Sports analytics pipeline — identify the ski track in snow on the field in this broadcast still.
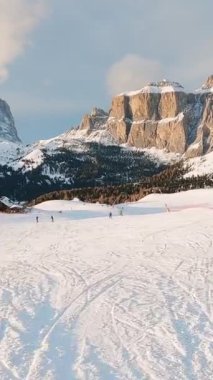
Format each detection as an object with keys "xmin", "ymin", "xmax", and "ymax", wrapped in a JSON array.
[{"xmin": 1, "ymin": 194, "xmax": 213, "ymax": 379}]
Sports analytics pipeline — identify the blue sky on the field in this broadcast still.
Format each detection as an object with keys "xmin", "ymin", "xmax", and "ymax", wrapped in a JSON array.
[{"xmin": 0, "ymin": 0, "xmax": 212, "ymax": 142}]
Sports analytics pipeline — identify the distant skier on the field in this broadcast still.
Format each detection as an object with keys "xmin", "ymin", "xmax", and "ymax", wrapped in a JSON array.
[
  {"xmin": 36, "ymin": 216, "xmax": 39, "ymax": 223},
  {"xmin": 109, "ymin": 212, "xmax": 112, "ymax": 218},
  {"xmin": 51, "ymin": 215, "xmax": 54, "ymax": 222},
  {"xmin": 119, "ymin": 208, "xmax": 123, "ymax": 216}
]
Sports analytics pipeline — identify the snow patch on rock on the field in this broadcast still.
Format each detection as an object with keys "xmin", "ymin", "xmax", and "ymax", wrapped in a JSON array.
[{"xmin": 119, "ymin": 80, "xmax": 185, "ymax": 97}]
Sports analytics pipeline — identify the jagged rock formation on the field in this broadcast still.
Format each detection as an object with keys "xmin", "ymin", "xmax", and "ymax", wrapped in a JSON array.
[
  {"xmin": 0, "ymin": 99, "xmax": 21, "ymax": 143},
  {"xmin": 0, "ymin": 76, "xmax": 213, "ymax": 201},
  {"xmin": 72, "ymin": 77, "xmax": 213, "ymax": 156},
  {"xmin": 79, "ymin": 108, "xmax": 108, "ymax": 133},
  {"xmin": 202, "ymin": 75, "xmax": 213, "ymax": 90}
]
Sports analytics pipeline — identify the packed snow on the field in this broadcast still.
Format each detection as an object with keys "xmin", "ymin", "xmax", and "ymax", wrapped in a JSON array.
[{"xmin": 1, "ymin": 189, "xmax": 213, "ymax": 379}]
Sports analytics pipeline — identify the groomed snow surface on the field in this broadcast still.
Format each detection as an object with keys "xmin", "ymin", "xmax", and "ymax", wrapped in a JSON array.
[{"xmin": 1, "ymin": 189, "xmax": 213, "ymax": 380}]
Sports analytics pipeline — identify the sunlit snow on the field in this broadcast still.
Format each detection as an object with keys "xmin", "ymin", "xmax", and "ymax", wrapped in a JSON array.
[{"xmin": 0, "ymin": 189, "xmax": 213, "ymax": 379}]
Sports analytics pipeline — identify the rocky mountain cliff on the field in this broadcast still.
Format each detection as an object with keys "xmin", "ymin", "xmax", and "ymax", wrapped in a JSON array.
[
  {"xmin": 0, "ymin": 76, "xmax": 213, "ymax": 201},
  {"xmin": 0, "ymin": 99, "xmax": 21, "ymax": 143},
  {"xmin": 74, "ymin": 76, "xmax": 213, "ymax": 157}
]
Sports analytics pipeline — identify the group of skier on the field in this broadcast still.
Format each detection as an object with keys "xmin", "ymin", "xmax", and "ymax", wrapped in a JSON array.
[
  {"xmin": 36, "ymin": 208, "xmax": 124, "ymax": 222},
  {"xmin": 109, "ymin": 207, "xmax": 123, "ymax": 218},
  {"xmin": 36, "ymin": 215, "xmax": 54, "ymax": 223}
]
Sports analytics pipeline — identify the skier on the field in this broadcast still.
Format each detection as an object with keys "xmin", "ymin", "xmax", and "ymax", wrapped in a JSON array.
[
  {"xmin": 109, "ymin": 212, "xmax": 112, "ymax": 218},
  {"xmin": 36, "ymin": 216, "xmax": 39, "ymax": 223},
  {"xmin": 119, "ymin": 208, "xmax": 123, "ymax": 216},
  {"xmin": 51, "ymin": 215, "xmax": 54, "ymax": 222}
]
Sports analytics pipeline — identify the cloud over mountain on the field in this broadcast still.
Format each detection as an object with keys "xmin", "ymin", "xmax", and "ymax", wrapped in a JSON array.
[
  {"xmin": 0, "ymin": 0, "xmax": 47, "ymax": 82},
  {"xmin": 107, "ymin": 55, "xmax": 164, "ymax": 95}
]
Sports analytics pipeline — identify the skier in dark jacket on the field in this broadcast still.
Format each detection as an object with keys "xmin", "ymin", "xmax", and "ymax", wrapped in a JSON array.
[
  {"xmin": 51, "ymin": 215, "xmax": 54, "ymax": 222},
  {"xmin": 36, "ymin": 216, "xmax": 39, "ymax": 223}
]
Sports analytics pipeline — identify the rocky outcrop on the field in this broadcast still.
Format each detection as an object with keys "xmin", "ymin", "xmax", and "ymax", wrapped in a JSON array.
[
  {"xmin": 158, "ymin": 91, "xmax": 187, "ymax": 119},
  {"xmin": 68, "ymin": 77, "xmax": 213, "ymax": 156},
  {"xmin": 110, "ymin": 81, "xmax": 186, "ymax": 120},
  {"xmin": 183, "ymin": 77, "xmax": 213, "ymax": 157},
  {"xmin": 202, "ymin": 75, "xmax": 213, "ymax": 90},
  {"xmin": 129, "ymin": 92, "xmax": 160, "ymax": 120},
  {"xmin": 128, "ymin": 121, "xmax": 157, "ymax": 148},
  {"xmin": 110, "ymin": 95, "xmax": 131, "ymax": 120},
  {"xmin": 107, "ymin": 118, "xmax": 131, "ymax": 144},
  {"xmin": 52, "ymin": 74, "xmax": 213, "ymax": 157},
  {"xmin": 79, "ymin": 108, "xmax": 108, "ymax": 134},
  {"xmin": 0, "ymin": 99, "xmax": 21, "ymax": 143},
  {"xmin": 107, "ymin": 78, "xmax": 212, "ymax": 155},
  {"xmin": 199, "ymin": 94, "xmax": 213, "ymax": 153},
  {"xmin": 105, "ymin": 81, "xmax": 191, "ymax": 153},
  {"xmin": 1, "ymin": 76, "xmax": 213, "ymax": 201},
  {"xmin": 156, "ymin": 114, "xmax": 187, "ymax": 154},
  {"xmin": 128, "ymin": 113, "xmax": 187, "ymax": 154}
]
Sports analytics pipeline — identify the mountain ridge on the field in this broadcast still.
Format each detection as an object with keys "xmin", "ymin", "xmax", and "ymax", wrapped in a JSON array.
[{"xmin": 0, "ymin": 75, "xmax": 213, "ymax": 201}]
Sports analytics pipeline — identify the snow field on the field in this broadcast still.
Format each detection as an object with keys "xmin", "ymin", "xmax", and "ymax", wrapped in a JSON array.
[{"xmin": 0, "ymin": 190, "xmax": 213, "ymax": 379}]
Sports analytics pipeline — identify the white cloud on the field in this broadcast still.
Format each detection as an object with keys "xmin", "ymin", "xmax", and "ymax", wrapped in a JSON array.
[
  {"xmin": 106, "ymin": 54, "xmax": 164, "ymax": 95},
  {"xmin": 0, "ymin": 0, "xmax": 48, "ymax": 82}
]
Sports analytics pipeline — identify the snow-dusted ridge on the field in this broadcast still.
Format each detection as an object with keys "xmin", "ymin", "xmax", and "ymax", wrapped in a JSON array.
[
  {"xmin": 0, "ymin": 140, "xmax": 25, "ymax": 166},
  {"xmin": 194, "ymin": 86, "xmax": 213, "ymax": 94},
  {"xmin": 119, "ymin": 80, "xmax": 185, "ymax": 97},
  {"xmin": 13, "ymin": 148, "xmax": 45, "ymax": 172},
  {"xmin": 195, "ymin": 75, "xmax": 213, "ymax": 94},
  {"xmin": 0, "ymin": 75, "xmax": 213, "ymax": 183}
]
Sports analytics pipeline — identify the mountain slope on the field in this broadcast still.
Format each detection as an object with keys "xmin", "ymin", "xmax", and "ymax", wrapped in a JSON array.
[{"xmin": 0, "ymin": 76, "xmax": 213, "ymax": 201}]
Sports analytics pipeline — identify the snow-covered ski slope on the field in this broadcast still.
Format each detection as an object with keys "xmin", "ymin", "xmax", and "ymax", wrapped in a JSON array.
[{"xmin": 1, "ymin": 189, "xmax": 213, "ymax": 380}]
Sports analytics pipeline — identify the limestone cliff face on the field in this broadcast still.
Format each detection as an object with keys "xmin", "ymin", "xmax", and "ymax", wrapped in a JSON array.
[
  {"xmin": 128, "ymin": 121, "xmax": 157, "ymax": 148},
  {"xmin": 110, "ymin": 81, "xmax": 186, "ymax": 121},
  {"xmin": 110, "ymin": 95, "xmax": 131, "ymax": 120},
  {"xmin": 74, "ymin": 77, "xmax": 213, "ymax": 156},
  {"xmin": 156, "ymin": 115, "xmax": 187, "ymax": 154},
  {"xmin": 199, "ymin": 94, "xmax": 213, "ymax": 153},
  {"xmin": 201, "ymin": 76, "xmax": 213, "ymax": 153},
  {"xmin": 129, "ymin": 92, "xmax": 160, "ymax": 120},
  {"xmin": 107, "ymin": 81, "xmax": 189, "ymax": 153},
  {"xmin": 158, "ymin": 91, "xmax": 187, "ymax": 119},
  {"xmin": 107, "ymin": 78, "xmax": 213, "ymax": 155},
  {"xmin": 128, "ymin": 114, "xmax": 187, "ymax": 154},
  {"xmin": 107, "ymin": 118, "xmax": 131, "ymax": 144}
]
